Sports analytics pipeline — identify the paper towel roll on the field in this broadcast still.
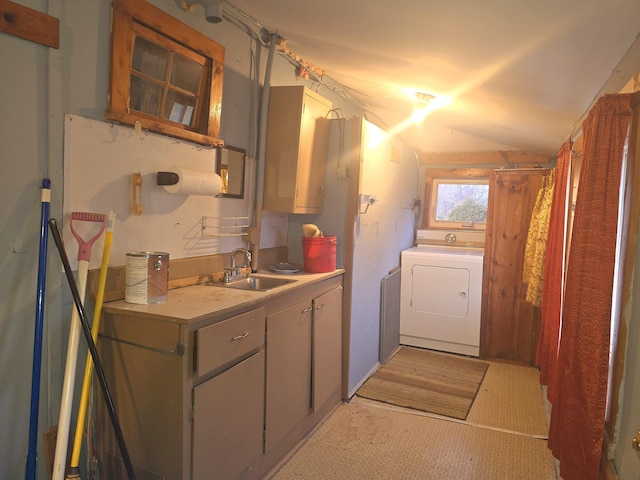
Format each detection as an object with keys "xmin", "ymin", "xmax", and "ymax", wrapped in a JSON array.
[{"xmin": 161, "ymin": 168, "xmax": 222, "ymax": 196}]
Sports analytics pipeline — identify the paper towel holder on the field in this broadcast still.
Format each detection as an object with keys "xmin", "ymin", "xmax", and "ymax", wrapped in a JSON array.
[{"xmin": 157, "ymin": 171, "xmax": 180, "ymax": 186}]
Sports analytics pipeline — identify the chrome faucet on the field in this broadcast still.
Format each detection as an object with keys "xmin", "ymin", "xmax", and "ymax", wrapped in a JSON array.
[{"xmin": 225, "ymin": 248, "xmax": 252, "ymax": 282}]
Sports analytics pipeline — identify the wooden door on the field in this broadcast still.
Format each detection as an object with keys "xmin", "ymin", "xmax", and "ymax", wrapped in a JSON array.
[{"xmin": 481, "ymin": 169, "xmax": 545, "ymax": 365}]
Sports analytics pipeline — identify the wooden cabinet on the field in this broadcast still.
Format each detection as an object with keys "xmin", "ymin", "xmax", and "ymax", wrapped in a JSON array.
[
  {"xmin": 265, "ymin": 298, "xmax": 313, "ymax": 451},
  {"xmin": 481, "ymin": 169, "xmax": 547, "ymax": 365},
  {"xmin": 312, "ymin": 286, "xmax": 343, "ymax": 410},
  {"xmin": 192, "ymin": 308, "xmax": 266, "ymax": 479},
  {"xmin": 192, "ymin": 351, "xmax": 264, "ymax": 480},
  {"xmin": 263, "ymin": 86, "xmax": 332, "ymax": 213},
  {"xmin": 265, "ymin": 285, "xmax": 343, "ymax": 452},
  {"xmin": 97, "ymin": 274, "xmax": 343, "ymax": 480}
]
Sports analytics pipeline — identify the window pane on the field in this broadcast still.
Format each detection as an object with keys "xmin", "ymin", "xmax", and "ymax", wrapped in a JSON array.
[
  {"xmin": 171, "ymin": 53, "xmax": 203, "ymax": 93},
  {"xmin": 130, "ymin": 75, "xmax": 163, "ymax": 116},
  {"xmin": 132, "ymin": 36, "xmax": 169, "ymax": 81},
  {"xmin": 435, "ymin": 182, "xmax": 488, "ymax": 223},
  {"xmin": 164, "ymin": 90, "xmax": 196, "ymax": 126}
]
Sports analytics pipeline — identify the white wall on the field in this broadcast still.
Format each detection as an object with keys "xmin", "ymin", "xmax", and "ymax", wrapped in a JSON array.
[{"xmin": 287, "ymin": 118, "xmax": 420, "ymax": 394}]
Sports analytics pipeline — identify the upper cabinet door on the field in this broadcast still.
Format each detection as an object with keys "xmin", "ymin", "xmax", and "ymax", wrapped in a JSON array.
[{"xmin": 263, "ymin": 86, "xmax": 332, "ymax": 214}]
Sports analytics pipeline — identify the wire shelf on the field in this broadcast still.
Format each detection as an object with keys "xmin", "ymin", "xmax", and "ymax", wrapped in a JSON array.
[{"xmin": 201, "ymin": 215, "xmax": 250, "ymax": 238}]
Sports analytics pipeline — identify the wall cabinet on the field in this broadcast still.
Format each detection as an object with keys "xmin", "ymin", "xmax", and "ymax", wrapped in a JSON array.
[
  {"xmin": 263, "ymin": 85, "xmax": 332, "ymax": 214},
  {"xmin": 481, "ymin": 169, "xmax": 547, "ymax": 365},
  {"xmin": 97, "ymin": 275, "xmax": 343, "ymax": 480}
]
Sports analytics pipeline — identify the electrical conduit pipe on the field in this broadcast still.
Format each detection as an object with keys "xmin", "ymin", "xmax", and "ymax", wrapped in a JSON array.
[{"xmin": 250, "ymin": 32, "xmax": 279, "ymax": 272}]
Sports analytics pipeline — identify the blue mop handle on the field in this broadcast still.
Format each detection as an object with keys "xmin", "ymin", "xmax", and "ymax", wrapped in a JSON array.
[{"xmin": 26, "ymin": 179, "xmax": 51, "ymax": 480}]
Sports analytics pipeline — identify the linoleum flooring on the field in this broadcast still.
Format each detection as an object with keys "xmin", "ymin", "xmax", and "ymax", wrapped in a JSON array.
[{"xmin": 270, "ymin": 353, "xmax": 556, "ymax": 480}]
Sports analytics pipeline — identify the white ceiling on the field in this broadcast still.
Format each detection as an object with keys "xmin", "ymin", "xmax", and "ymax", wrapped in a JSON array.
[{"xmin": 226, "ymin": 0, "xmax": 640, "ymax": 156}]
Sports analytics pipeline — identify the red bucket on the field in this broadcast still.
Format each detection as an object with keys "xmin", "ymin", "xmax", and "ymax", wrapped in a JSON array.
[{"xmin": 302, "ymin": 236, "xmax": 337, "ymax": 273}]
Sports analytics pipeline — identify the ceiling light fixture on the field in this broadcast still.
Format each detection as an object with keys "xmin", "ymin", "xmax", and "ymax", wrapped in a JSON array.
[{"xmin": 415, "ymin": 92, "xmax": 435, "ymax": 105}]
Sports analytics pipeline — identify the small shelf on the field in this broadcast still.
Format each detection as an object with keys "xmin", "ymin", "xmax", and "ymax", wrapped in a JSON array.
[{"xmin": 201, "ymin": 216, "xmax": 249, "ymax": 238}]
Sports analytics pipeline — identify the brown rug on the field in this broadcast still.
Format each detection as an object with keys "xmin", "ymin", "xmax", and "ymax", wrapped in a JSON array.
[{"xmin": 356, "ymin": 347, "xmax": 488, "ymax": 420}]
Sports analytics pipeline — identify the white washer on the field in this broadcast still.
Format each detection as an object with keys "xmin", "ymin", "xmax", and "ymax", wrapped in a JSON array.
[{"xmin": 400, "ymin": 245, "xmax": 484, "ymax": 357}]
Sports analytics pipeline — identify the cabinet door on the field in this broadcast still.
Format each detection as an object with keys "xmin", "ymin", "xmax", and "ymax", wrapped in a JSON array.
[
  {"xmin": 294, "ymin": 92, "xmax": 330, "ymax": 212},
  {"xmin": 265, "ymin": 299, "xmax": 313, "ymax": 452},
  {"xmin": 263, "ymin": 86, "xmax": 331, "ymax": 214},
  {"xmin": 313, "ymin": 286, "xmax": 343, "ymax": 411},
  {"xmin": 481, "ymin": 170, "xmax": 544, "ymax": 365},
  {"xmin": 192, "ymin": 350, "xmax": 265, "ymax": 480}
]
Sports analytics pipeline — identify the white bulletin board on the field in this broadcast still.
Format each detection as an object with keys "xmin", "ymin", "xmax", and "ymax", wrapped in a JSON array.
[{"xmin": 62, "ymin": 114, "xmax": 253, "ymax": 269}]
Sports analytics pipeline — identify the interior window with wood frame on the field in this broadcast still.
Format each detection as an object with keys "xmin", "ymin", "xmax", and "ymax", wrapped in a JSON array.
[
  {"xmin": 107, "ymin": 0, "xmax": 225, "ymax": 146},
  {"xmin": 423, "ymin": 173, "xmax": 490, "ymax": 230}
]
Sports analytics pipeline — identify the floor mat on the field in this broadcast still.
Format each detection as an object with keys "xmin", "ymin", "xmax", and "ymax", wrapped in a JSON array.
[{"xmin": 356, "ymin": 346, "xmax": 488, "ymax": 420}]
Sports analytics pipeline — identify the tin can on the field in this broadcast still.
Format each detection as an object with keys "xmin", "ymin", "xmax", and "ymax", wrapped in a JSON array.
[{"xmin": 125, "ymin": 252, "xmax": 169, "ymax": 304}]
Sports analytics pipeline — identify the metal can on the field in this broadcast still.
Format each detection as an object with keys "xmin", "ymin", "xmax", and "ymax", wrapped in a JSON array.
[{"xmin": 125, "ymin": 252, "xmax": 169, "ymax": 304}]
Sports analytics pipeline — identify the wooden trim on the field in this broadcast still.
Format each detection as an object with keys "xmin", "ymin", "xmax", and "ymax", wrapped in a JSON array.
[
  {"xmin": 115, "ymin": 0, "xmax": 224, "ymax": 59},
  {"xmin": 421, "ymin": 168, "xmax": 494, "ymax": 229},
  {"xmin": 104, "ymin": 110, "xmax": 224, "ymax": 146},
  {"xmin": 0, "ymin": 0, "xmax": 59, "ymax": 48},
  {"xmin": 420, "ymin": 150, "xmax": 551, "ymax": 166},
  {"xmin": 107, "ymin": 0, "xmax": 224, "ymax": 145}
]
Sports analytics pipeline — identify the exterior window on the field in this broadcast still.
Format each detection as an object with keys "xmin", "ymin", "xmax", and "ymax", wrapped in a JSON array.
[
  {"xmin": 106, "ymin": 0, "xmax": 224, "ymax": 146},
  {"xmin": 427, "ymin": 178, "xmax": 489, "ymax": 229}
]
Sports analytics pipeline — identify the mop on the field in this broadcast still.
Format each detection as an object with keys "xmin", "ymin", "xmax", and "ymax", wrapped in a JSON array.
[
  {"xmin": 66, "ymin": 211, "xmax": 115, "ymax": 480},
  {"xmin": 49, "ymin": 218, "xmax": 135, "ymax": 480},
  {"xmin": 26, "ymin": 179, "xmax": 51, "ymax": 480},
  {"xmin": 51, "ymin": 213, "xmax": 105, "ymax": 480}
]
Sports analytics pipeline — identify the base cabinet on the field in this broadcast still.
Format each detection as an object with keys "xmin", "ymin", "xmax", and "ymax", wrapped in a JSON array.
[
  {"xmin": 265, "ymin": 299, "xmax": 313, "ymax": 451},
  {"xmin": 265, "ymin": 285, "xmax": 343, "ymax": 453},
  {"xmin": 192, "ymin": 350, "xmax": 265, "ymax": 480},
  {"xmin": 97, "ymin": 275, "xmax": 343, "ymax": 480},
  {"xmin": 312, "ymin": 287, "xmax": 343, "ymax": 410}
]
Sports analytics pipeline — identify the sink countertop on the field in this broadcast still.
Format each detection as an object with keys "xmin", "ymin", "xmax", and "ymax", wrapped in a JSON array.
[{"xmin": 102, "ymin": 269, "xmax": 344, "ymax": 325}]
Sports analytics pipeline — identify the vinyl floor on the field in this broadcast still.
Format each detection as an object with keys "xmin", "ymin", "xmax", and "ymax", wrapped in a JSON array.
[{"xmin": 270, "ymin": 352, "xmax": 556, "ymax": 480}]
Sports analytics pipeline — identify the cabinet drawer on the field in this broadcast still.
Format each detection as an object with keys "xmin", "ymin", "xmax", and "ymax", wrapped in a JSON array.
[{"xmin": 196, "ymin": 307, "xmax": 265, "ymax": 376}]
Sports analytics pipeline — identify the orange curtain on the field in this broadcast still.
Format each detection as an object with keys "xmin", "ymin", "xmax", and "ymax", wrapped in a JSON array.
[
  {"xmin": 548, "ymin": 94, "xmax": 632, "ymax": 480},
  {"xmin": 536, "ymin": 141, "xmax": 570, "ymax": 400}
]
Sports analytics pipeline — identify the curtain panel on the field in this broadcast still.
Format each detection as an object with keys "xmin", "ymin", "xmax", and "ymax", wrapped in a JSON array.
[
  {"xmin": 522, "ymin": 171, "xmax": 555, "ymax": 306},
  {"xmin": 537, "ymin": 141, "xmax": 570, "ymax": 400},
  {"xmin": 547, "ymin": 93, "xmax": 632, "ymax": 480}
]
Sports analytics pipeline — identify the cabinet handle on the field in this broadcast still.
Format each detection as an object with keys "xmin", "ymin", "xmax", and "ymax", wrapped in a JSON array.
[
  {"xmin": 316, "ymin": 303, "xmax": 325, "ymax": 311},
  {"xmin": 231, "ymin": 332, "xmax": 250, "ymax": 341},
  {"xmin": 302, "ymin": 306, "xmax": 313, "ymax": 314}
]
